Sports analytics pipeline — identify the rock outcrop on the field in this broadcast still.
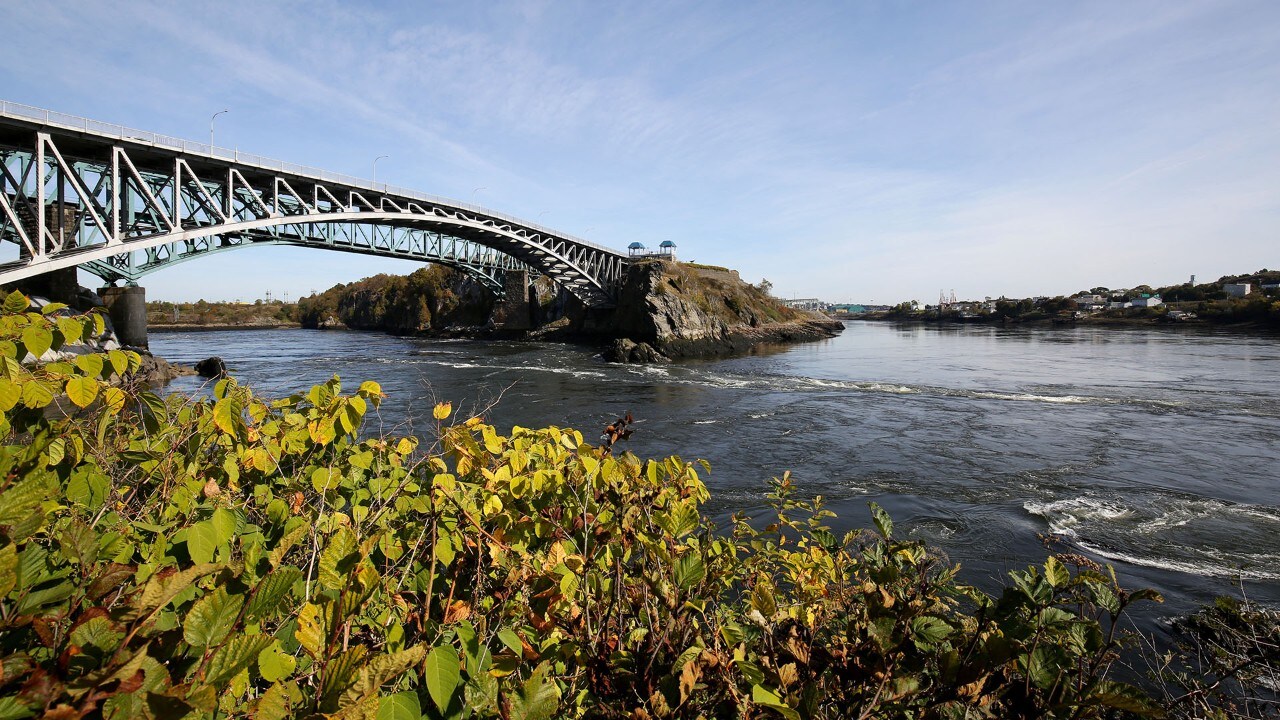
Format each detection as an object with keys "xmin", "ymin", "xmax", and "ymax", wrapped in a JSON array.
[
  {"xmin": 578, "ymin": 260, "xmax": 844, "ymax": 362},
  {"xmin": 195, "ymin": 356, "xmax": 229, "ymax": 379}
]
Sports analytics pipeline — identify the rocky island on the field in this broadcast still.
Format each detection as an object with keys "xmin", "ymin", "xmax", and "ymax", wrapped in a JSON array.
[{"xmin": 297, "ymin": 260, "xmax": 844, "ymax": 361}]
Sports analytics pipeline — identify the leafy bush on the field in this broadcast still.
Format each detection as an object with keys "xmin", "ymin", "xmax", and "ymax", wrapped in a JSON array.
[{"xmin": 0, "ymin": 291, "xmax": 1168, "ymax": 718}]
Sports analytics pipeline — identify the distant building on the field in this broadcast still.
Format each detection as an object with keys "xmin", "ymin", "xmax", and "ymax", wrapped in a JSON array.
[
  {"xmin": 1131, "ymin": 295, "xmax": 1163, "ymax": 308},
  {"xmin": 1224, "ymin": 282, "xmax": 1252, "ymax": 298},
  {"xmin": 783, "ymin": 298, "xmax": 826, "ymax": 311},
  {"xmin": 1108, "ymin": 300, "xmax": 1131, "ymax": 309},
  {"xmin": 628, "ymin": 240, "xmax": 679, "ymax": 260}
]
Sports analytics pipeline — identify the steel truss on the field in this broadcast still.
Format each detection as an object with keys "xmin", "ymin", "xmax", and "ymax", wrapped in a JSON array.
[{"xmin": 0, "ymin": 102, "xmax": 629, "ymax": 305}]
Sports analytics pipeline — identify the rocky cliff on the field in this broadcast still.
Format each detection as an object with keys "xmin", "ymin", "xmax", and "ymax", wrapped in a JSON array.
[
  {"xmin": 574, "ymin": 260, "xmax": 844, "ymax": 362},
  {"xmin": 297, "ymin": 266, "xmax": 492, "ymax": 333}
]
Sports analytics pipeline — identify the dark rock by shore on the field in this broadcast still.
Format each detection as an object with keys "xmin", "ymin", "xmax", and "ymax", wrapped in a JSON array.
[{"xmin": 135, "ymin": 351, "xmax": 198, "ymax": 386}]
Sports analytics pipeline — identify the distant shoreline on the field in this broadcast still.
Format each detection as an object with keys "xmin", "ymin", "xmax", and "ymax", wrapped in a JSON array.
[
  {"xmin": 847, "ymin": 314, "xmax": 1275, "ymax": 333},
  {"xmin": 149, "ymin": 323, "xmax": 302, "ymax": 333}
]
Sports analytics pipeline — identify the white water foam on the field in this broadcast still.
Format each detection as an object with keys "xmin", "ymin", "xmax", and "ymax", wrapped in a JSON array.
[{"xmin": 1025, "ymin": 495, "xmax": 1280, "ymax": 580}]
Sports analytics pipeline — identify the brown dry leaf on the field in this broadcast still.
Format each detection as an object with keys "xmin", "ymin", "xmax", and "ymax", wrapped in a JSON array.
[
  {"xmin": 443, "ymin": 600, "xmax": 471, "ymax": 624},
  {"xmin": 777, "ymin": 662, "xmax": 799, "ymax": 689},
  {"xmin": 678, "ymin": 660, "xmax": 701, "ymax": 703},
  {"xmin": 202, "ymin": 478, "xmax": 221, "ymax": 498}
]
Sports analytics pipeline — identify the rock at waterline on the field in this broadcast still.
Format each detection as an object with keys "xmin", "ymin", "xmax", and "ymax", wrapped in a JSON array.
[
  {"xmin": 603, "ymin": 338, "xmax": 668, "ymax": 364},
  {"xmin": 195, "ymin": 356, "xmax": 229, "ymax": 378}
]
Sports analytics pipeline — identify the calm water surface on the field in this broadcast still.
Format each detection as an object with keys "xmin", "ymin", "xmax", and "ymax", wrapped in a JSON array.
[{"xmin": 152, "ymin": 321, "xmax": 1280, "ymax": 628}]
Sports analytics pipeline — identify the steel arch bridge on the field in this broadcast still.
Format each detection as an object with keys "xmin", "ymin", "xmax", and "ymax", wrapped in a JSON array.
[{"xmin": 0, "ymin": 101, "xmax": 630, "ymax": 305}]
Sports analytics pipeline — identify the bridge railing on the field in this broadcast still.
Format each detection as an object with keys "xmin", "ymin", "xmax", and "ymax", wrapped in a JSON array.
[{"xmin": 0, "ymin": 99, "xmax": 624, "ymax": 258}]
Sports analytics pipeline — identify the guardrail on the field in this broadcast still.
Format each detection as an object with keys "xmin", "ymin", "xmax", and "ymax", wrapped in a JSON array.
[{"xmin": 0, "ymin": 99, "xmax": 623, "ymax": 257}]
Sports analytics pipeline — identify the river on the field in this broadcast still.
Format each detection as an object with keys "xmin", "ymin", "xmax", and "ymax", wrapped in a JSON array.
[{"xmin": 152, "ymin": 320, "xmax": 1280, "ymax": 630}]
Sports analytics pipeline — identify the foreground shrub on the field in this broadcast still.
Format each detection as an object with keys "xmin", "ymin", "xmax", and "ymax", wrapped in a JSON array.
[{"xmin": 0, "ymin": 292, "xmax": 1166, "ymax": 718}]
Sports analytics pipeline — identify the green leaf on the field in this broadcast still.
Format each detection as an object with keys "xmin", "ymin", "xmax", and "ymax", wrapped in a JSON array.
[
  {"xmin": 377, "ymin": 692, "xmax": 421, "ymax": 720},
  {"xmin": 319, "ymin": 646, "xmax": 367, "ymax": 711},
  {"xmin": 21, "ymin": 325, "xmax": 53, "ymax": 359},
  {"xmin": 255, "ymin": 683, "xmax": 294, "ymax": 720},
  {"xmin": 65, "ymin": 375, "xmax": 100, "ymax": 409},
  {"xmin": 246, "ymin": 566, "xmax": 303, "ymax": 620},
  {"xmin": 211, "ymin": 507, "xmax": 238, "ymax": 545},
  {"xmin": 0, "ymin": 543, "xmax": 17, "ymax": 596},
  {"xmin": 212, "ymin": 397, "xmax": 238, "ymax": 435},
  {"xmin": 3, "ymin": 291, "xmax": 29, "ymax": 313},
  {"xmin": 184, "ymin": 586, "xmax": 244, "ymax": 647},
  {"xmin": 124, "ymin": 563, "xmax": 227, "ymax": 621},
  {"xmin": 69, "ymin": 616, "xmax": 124, "ymax": 657},
  {"xmin": 0, "ymin": 378, "xmax": 20, "ymax": 412},
  {"xmin": 56, "ymin": 317, "xmax": 82, "ymax": 344},
  {"xmin": 752, "ymin": 685, "xmax": 800, "ymax": 720},
  {"xmin": 909, "ymin": 616, "xmax": 951, "ymax": 649},
  {"xmin": 20, "ymin": 378, "xmax": 55, "ymax": 409},
  {"xmin": 73, "ymin": 353, "xmax": 104, "ymax": 378},
  {"xmin": 506, "ymin": 661, "xmax": 560, "ymax": 720},
  {"xmin": 869, "ymin": 502, "xmax": 893, "ymax": 540},
  {"xmin": 60, "ymin": 520, "xmax": 98, "ymax": 565},
  {"xmin": 1044, "ymin": 555, "xmax": 1070, "ymax": 588},
  {"xmin": 497, "ymin": 629, "xmax": 523, "ymax": 655},
  {"xmin": 674, "ymin": 553, "xmax": 705, "ymax": 590},
  {"xmin": 269, "ymin": 523, "xmax": 309, "ymax": 568},
  {"xmin": 106, "ymin": 349, "xmax": 129, "ymax": 376},
  {"xmin": 424, "ymin": 644, "xmax": 460, "ymax": 712},
  {"xmin": 257, "ymin": 640, "xmax": 297, "ymax": 683},
  {"xmin": 186, "ymin": 520, "xmax": 219, "ymax": 565},
  {"xmin": 39, "ymin": 302, "xmax": 67, "ymax": 315},
  {"xmin": 344, "ymin": 645, "xmax": 428, "ymax": 706},
  {"xmin": 203, "ymin": 635, "xmax": 271, "ymax": 687},
  {"xmin": 319, "ymin": 526, "xmax": 357, "ymax": 591}
]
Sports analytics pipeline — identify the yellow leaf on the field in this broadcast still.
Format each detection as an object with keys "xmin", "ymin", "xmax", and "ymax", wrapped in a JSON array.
[
  {"xmin": 483, "ymin": 495, "xmax": 503, "ymax": 517},
  {"xmin": 296, "ymin": 602, "xmax": 326, "ymax": 656},
  {"xmin": 65, "ymin": 376, "xmax": 99, "ymax": 408},
  {"xmin": 433, "ymin": 401, "xmax": 452, "ymax": 420},
  {"xmin": 101, "ymin": 386, "xmax": 126, "ymax": 415}
]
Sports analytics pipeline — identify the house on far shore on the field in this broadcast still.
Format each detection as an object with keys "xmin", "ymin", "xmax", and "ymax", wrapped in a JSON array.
[
  {"xmin": 1224, "ymin": 282, "xmax": 1252, "ymax": 297},
  {"xmin": 1131, "ymin": 295, "xmax": 1163, "ymax": 308}
]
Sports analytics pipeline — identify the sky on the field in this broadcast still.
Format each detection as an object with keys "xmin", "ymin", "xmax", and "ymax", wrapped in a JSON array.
[{"xmin": 1, "ymin": 0, "xmax": 1277, "ymax": 304}]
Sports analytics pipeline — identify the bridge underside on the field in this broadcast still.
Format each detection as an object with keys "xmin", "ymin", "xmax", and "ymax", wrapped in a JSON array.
[{"xmin": 0, "ymin": 107, "xmax": 629, "ymax": 306}]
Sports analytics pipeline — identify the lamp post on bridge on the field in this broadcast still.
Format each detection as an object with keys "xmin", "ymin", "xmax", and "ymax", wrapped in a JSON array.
[
  {"xmin": 210, "ymin": 109, "xmax": 229, "ymax": 148},
  {"xmin": 372, "ymin": 155, "xmax": 388, "ymax": 185},
  {"xmin": 471, "ymin": 187, "xmax": 486, "ymax": 206}
]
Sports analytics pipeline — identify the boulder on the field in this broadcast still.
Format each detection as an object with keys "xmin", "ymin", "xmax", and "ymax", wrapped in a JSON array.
[{"xmin": 195, "ymin": 356, "xmax": 229, "ymax": 378}]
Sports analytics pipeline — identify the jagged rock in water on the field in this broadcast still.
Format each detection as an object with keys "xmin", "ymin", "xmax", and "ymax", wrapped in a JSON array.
[
  {"xmin": 195, "ymin": 356, "xmax": 229, "ymax": 378},
  {"xmin": 603, "ymin": 338, "xmax": 668, "ymax": 364}
]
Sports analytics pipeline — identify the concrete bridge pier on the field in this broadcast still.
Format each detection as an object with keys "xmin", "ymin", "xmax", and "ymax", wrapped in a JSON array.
[
  {"xmin": 490, "ymin": 270, "xmax": 533, "ymax": 331},
  {"xmin": 98, "ymin": 285, "xmax": 148, "ymax": 348}
]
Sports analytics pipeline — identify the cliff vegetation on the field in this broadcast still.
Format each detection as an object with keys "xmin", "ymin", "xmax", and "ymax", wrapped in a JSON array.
[{"xmin": 296, "ymin": 266, "xmax": 492, "ymax": 334}]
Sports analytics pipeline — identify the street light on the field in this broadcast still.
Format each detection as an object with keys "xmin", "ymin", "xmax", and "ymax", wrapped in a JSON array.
[
  {"xmin": 210, "ymin": 109, "xmax": 229, "ymax": 148},
  {"xmin": 471, "ymin": 187, "xmax": 486, "ymax": 204},
  {"xmin": 373, "ymin": 155, "xmax": 389, "ymax": 183}
]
